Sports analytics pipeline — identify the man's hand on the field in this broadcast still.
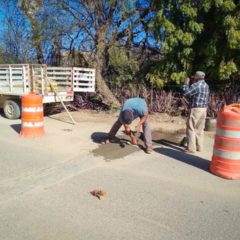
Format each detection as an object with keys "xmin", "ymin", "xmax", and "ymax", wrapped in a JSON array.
[
  {"xmin": 184, "ymin": 77, "xmax": 190, "ymax": 85},
  {"xmin": 124, "ymin": 125, "xmax": 131, "ymax": 135},
  {"xmin": 124, "ymin": 124, "xmax": 138, "ymax": 145},
  {"xmin": 130, "ymin": 135, "xmax": 137, "ymax": 145}
]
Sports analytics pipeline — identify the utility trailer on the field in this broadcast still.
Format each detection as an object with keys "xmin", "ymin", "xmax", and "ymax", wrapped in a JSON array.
[{"xmin": 0, "ymin": 64, "xmax": 95, "ymax": 119}]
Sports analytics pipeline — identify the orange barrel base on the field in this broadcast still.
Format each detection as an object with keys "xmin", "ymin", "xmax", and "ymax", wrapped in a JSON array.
[
  {"xmin": 20, "ymin": 93, "xmax": 45, "ymax": 137},
  {"xmin": 210, "ymin": 104, "xmax": 240, "ymax": 179},
  {"xmin": 210, "ymin": 155, "xmax": 240, "ymax": 180},
  {"xmin": 20, "ymin": 125, "xmax": 45, "ymax": 137}
]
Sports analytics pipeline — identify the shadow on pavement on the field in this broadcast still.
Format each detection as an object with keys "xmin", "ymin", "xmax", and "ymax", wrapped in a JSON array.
[
  {"xmin": 154, "ymin": 147, "xmax": 210, "ymax": 172},
  {"xmin": 91, "ymin": 132, "xmax": 117, "ymax": 144},
  {"xmin": 10, "ymin": 124, "xmax": 21, "ymax": 134},
  {"xmin": 0, "ymin": 110, "xmax": 5, "ymax": 118},
  {"xmin": 91, "ymin": 131, "xmax": 145, "ymax": 148},
  {"xmin": 153, "ymin": 139, "xmax": 184, "ymax": 151}
]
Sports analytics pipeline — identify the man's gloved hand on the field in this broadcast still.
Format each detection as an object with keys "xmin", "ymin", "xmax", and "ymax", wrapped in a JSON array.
[
  {"xmin": 124, "ymin": 125, "xmax": 137, "ymax": 145},
  {"xmin": 124, "ymin": 125, "xmax": 131, "ymax": 134},
  {"xmin": 130, "ymin": 135, "xmax": 137, "ymax": 145}
]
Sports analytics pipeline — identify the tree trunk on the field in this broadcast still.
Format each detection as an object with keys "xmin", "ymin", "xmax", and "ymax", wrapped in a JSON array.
[
  {"xmin": 30, "ymin": 18, "xmax": 44, "ymax": 64},
  {"xmin": 50, "ymin": 35, "xmax": 61, "ymax": 66},
  {"xmin": 94, "ymin": 29, "xmax": 120, "ymax": 109},
  {"xmin": 95, "ymin": 54, "xmax": 120, "ymax": 109},
  {"xmin": 35, "ymin": 45, "xmax": 44, "ymax": 64}
]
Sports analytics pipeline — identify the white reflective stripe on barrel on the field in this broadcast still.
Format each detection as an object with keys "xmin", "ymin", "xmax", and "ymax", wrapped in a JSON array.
[
  {"xmin": 213, "ymin": 148, "xmax": 240, "ymax": 160},
  {"xmin": 216, "ymin": 128, "xmax": 240, "ymax": 139},
  {"xmin": 22, "ymin": 122, "xmax": 44, "ymax": 127},
  {"xmin": 22, "ymin": 107, "xmax": 43, "ymax": 113}
]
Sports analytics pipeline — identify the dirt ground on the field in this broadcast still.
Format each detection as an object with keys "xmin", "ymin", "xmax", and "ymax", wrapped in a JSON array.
[
  {"xmin": 45, "ymin": 109, "xmax": 216, "ymax": 162},
  {"xmin": 49, "ymin": 110, "xmax": 188, "ymax": 158},
  {"xmin": 51, "ymin": 109, "xmax": 188, "ymax": 139}
]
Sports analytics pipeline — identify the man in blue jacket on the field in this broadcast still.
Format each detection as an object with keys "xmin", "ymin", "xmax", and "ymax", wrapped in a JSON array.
[{"xmin": 103, "ymin": 98, "xmax": 152, "ymax": 154}]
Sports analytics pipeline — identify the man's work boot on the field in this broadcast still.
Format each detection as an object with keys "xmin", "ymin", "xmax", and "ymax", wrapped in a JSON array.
[
  {"xmin": 145, "ymin": 146, "xmax": 153, "ymax": 154},
  {"xmin": 196, "ymin": 146, "xmax": 202, "ymax": 152},
  {"xmin": 185, "ymin": 149, "xmax": 196, "ymax": 154},
  {"xmin": 180, "ymin": 136, "xmax": 188, "ymax": 148}
]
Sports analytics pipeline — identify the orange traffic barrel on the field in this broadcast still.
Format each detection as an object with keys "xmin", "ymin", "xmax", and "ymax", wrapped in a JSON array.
[
  {"xmin": 20, "ymin": 93, "xmax": 45, "ymax": 137},
  {"xmin": 210, "ymin": 104, "xmax": 240, "ymax": 179}
]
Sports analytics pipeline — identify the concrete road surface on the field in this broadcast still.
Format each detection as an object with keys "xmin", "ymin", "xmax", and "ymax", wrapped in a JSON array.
[{"xmin": 0, "ymin": 111, "xmax": 239, "ymax": 240}]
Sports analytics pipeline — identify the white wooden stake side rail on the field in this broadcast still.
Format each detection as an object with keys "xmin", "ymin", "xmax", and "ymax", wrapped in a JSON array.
[{"xmin": 0, "ymin": 64, "xmax": 96, "ymax": 97}]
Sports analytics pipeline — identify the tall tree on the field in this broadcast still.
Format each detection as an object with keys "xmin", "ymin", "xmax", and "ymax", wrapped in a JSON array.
[
  {"xmin": 14, "ymin": 1, "xmax": 155, "ymax": 107},
  {"xmin": 54, "ymin": 0, "xmax": 153, "ymax": 108},
  {"xmin": 0, "ymin": 0, "xmax": 33, "ymax": 63},
  {"xmin": 18, "ymin": 0, "xmax": 45, "ymax": 63}
]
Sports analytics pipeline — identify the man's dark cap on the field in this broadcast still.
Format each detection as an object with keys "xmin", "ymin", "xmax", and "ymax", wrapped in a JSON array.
[{"xmin": 122, "ymin": 109, "xmax": 134, "ymax": 124}]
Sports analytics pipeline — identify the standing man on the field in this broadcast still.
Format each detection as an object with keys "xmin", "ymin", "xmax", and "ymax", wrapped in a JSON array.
[
  {"xmin": 183, "ymin": 71, "xmax": 209, "ymax": 153},
  {"xmin": 102, "ymin": 98, "xmax": 153, "ymax": 154}
]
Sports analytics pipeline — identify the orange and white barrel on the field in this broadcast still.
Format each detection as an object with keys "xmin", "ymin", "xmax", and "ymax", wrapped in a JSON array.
[
  {"xmin": 210, "ymin": 104, "xmax": 240, "ymax": 179},
  {"xmin": 20, "ymin": 93, "xmax": 45, "ymax": 137}
]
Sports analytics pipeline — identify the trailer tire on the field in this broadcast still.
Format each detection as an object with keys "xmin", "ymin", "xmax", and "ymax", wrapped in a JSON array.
[{"xmin": 3, "ymin": 100, "xmax": 21, "ymax": 119}]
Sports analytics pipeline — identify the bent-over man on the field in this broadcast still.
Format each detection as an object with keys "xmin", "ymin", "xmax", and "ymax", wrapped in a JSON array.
[
  {"xmin": 103, "ymin": 97, "xmax": 152, "ymax": 154},
  {"xmin": 183, "ymin": 71, "xmax": 209, "ymax": 153}
]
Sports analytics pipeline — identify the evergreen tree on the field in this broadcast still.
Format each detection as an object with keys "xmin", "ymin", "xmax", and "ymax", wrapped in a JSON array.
[{"xmin": 150, "ymin": 0, "xmax": 240, "ymax": 88}]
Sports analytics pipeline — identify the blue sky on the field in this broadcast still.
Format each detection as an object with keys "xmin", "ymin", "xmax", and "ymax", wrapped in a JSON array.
[
  {"xmin": 0, "ymin": 7, "xmax": 5, "ymax": 33},
  {"xmin": 0, "ymin": 0, "xmax": 160, "ymax": 59}
]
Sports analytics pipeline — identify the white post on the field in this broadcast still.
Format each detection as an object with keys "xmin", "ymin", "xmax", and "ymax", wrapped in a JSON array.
[
  {"xmin": 9, "ymin": 65, "xmax": 12, "ymax": 93},
  {"xmin": 23, "ymin": 65, "xmax": 27, "ymax": 93},
  {"xmin": 41, "ymin": 65, "xmax": 44, "ymax": 95}
]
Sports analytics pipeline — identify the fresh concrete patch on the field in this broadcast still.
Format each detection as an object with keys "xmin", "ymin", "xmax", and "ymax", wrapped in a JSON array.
[
  {"xmin": 91, "ymin": 128, "xmax": 187, "ymax": 161},
  {"xmin": 92, "ymin": 142, "xmax": 140, "ymax": 161}
]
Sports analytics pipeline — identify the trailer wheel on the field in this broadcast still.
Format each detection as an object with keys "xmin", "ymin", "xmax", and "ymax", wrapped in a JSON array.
[{"xmin": 3, "ymin": 100, "xmax": 21, "ymax": 119}]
